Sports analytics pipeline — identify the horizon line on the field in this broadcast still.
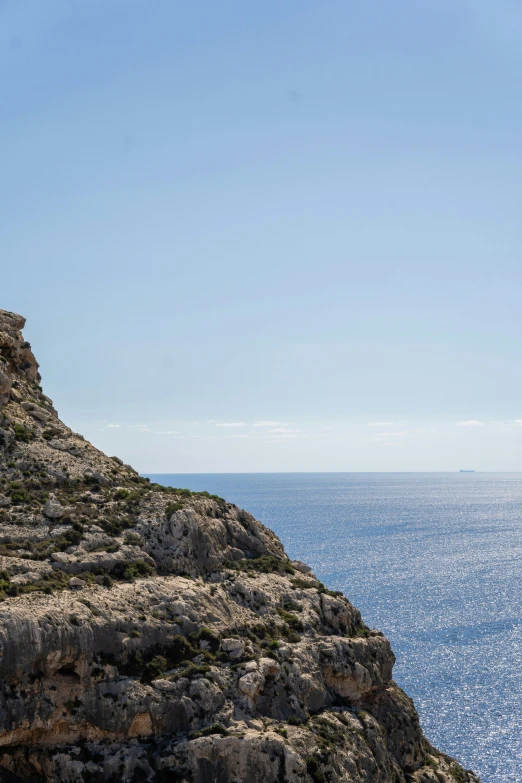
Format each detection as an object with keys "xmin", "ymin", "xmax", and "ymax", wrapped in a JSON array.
[{"xmin": 140, "ymin": 470, "xmax": 522, "ymax": 475}]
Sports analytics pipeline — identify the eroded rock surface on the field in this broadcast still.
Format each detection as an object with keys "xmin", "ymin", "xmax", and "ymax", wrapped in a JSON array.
[{"xmin": 0, "ymin": 310, "xmax": 480, "ymax": 783}]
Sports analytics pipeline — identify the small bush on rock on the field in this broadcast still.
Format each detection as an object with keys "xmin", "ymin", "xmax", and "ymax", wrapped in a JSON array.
[
  {"xmin": 13, "ymin": 424, "xmax": 34, "ymax": 442},
  {"xmin": 225, "ymin": 556, "xmax": 295, "ymax": 576}
]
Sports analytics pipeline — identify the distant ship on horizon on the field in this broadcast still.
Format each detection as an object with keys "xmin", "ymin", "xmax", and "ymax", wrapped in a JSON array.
[{"xmin": 459, "ymin": 469, "xmax": 475, "ymax": 473}]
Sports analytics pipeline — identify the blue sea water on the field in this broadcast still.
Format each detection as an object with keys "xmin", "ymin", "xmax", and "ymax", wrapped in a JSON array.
[{"xmin": 145, "ymin": 472, "xmax": 522, "ymax": 783}]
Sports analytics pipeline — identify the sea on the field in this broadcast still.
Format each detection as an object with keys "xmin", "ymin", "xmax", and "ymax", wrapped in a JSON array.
[{"xmin": 145, "ymin": 472, "xmax": 522, "ymax": 783}]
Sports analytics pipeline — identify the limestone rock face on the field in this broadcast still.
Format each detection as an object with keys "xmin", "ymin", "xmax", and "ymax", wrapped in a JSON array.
[
  {"xmin": 0, "ymin": 310, "xmax": 481, "ymax": 783},
  {"xmin": 0, "ymin": 311, "xmax": 39, "ymax": 406}
]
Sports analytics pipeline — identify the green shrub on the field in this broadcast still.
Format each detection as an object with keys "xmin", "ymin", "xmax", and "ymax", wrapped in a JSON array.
[
  {"xmin": 53, "ymin": 527, "xmax": 83, "ymax": 552},
  {"xmin": 197, "ymin": 491, "xmax": 225, "ymax": 502},
  {"xmin": 117, "ymin": 560, "xmax": 154, "ymax": 581},
  {"xmin": 277, "ymin": 608, "xmax": 304, "ymax": 631},
  {"xmin": 282, "ymin": 626, "xmax": 300, "ymax": 643},
  {"xmin": 189, "ymin": 723, "xmax": 228, "ymax": 740},
  {"xmin": 177, "ymin": 663, "xmax": 210, "ymax": 679},
  {"xmin": 166, "ymin": 635, "xmax": 195, "ymax": 666},
  {"xmin": 306, "ymin": 757, "xmax": 326, "ymax": 783},
  {"xmin": 42, "ymin": 428, "xmax": 61, "ymax": 441},
  {"xmin": 124, "ymin": 532, "xmax": 142, "ymax": 545},
  {"xmin": 0, "ymin": 569, "xmax": 11, "ymax": 599},
  {"xmin": 191, "ymin": 627, "xmax": 220, "ymax": 654},
  {"xmin": 10, "ymin": 489, "xmax": 29, "ymax": 505},
  {"xmin": 142, "ymin": 655, "xmax": 167, "ymax": 683},
  {"xmin": 225, "ymin": 556, "xmax": 295, "ymax": 576},
  {"xmin": 103, "ymin": 518, "xmax": 123, "ymax": 536},
  {"xmin": 13, "ymin": 423, "xmax": 33, "ymax": 442},
  {"xmin": 316, "ymin": 582, "xmax": 343, "ymax": 597},
  {"xmin": 114, "ymin": 488, "xmax": 130, "ymax": 500},
  {"xmin": 449, "ymin": 767, "xmax": 469, "ymax": 783}
]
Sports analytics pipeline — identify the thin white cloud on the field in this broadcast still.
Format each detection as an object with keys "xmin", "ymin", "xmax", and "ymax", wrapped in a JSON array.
[
  {"xmin": 514, "ymin": 419, "xmax": 522, "ymax": 426},
  {"xmin": 368, "ymin": 422, "xmax": 396, "ymax": 427},
  {"xmin": 455, "ymin": 420, "xmax": 484, "ymax": 427},
  {"xmin": 156, "ymin": 430, "xmax": 179, "ymax": 435},
  {"xmin": 105, "ymin": 424, "xmax": 121, "ymax": 429},
  {"xmin": 253, "ymin": 420, "xmax": 289, "ymax": 427},
  {"xmin": 128, "ymin": 424, "xmax": 151, "ymax": 432},
  {"xmin": 228, "ymin": 434, "xmax": 249, "ymax": 439},
  {"xmin": 215, "ymin": 422, "xmax": 245, "ymax": 428},
  {"xmin": 268, "ymin": 428, "xmax": 303, "ymax": 440}
]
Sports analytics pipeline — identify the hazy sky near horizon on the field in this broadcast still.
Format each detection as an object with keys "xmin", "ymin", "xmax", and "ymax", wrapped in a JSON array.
[{"xmin": 2, "ymin": 0, "xmax": 522, "ymax": 471}]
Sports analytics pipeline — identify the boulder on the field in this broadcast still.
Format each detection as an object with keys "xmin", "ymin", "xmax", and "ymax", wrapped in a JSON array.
[
  {"xmin": 68, "ymin": 577, "xmax": 86, "ymax": 589},
  {"xmin": 43, "ymin": 498, "xmax": 64, "ymax": 519},
  {"xmin": 20, "ymin": 402, "xmax": 48, "ymax": 421},
  {"xmin": 51, "ymin": 552, "xmax": 70, "ymax": 564},
  {"xmin": 238, "ymin": 670, "xmax": 264, "ymax": 698},
  {"xmin": 9, "ymin": 572, "xmax": 42, "ymax": 586},
  {"xmin": 84, "ymin": 469, "xmax": 110, "ymax": 485},
  {"xmin": 292, "ymin": 560, "xmax": 312, "ymax": 575},
  {"xmin": 221, "ymin": 638, "xmax": 246, "ymax": 659}
]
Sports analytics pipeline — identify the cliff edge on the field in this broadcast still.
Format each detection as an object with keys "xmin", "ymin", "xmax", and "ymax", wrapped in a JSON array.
[{"xmin": 0, "ymin": 310, "xmax": 480, "ymax": 783}]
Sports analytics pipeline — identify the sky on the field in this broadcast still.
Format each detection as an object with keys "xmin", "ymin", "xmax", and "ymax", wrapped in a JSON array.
[{"xmin": 2, "ymin": 0, "xmax": 522, "ymax": 472}]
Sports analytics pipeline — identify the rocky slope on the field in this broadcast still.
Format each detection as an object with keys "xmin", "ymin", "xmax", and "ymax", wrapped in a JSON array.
[{"xmin": 0, "ymin": 309, "xmax": 480, "ymax": 783}]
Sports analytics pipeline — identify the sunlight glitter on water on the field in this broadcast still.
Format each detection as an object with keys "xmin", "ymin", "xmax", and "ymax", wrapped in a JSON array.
[{"xmin": 146, "ymin": 472, "xmax": 522, "ymax": 783}]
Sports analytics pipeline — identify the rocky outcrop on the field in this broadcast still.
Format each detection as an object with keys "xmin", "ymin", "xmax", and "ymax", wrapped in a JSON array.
[
  {"xmin": 0, "ymin": 311, "xmax": 39, "ymax": 408},
  {"xmin": 0, "ymin": 310, "xmax": 481, "ymax": 783}
]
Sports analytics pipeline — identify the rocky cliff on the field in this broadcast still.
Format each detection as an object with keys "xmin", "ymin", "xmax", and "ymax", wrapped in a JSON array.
[{"xmin": 0, "ymin": 309, "xmax": 480, "ymax": 783}]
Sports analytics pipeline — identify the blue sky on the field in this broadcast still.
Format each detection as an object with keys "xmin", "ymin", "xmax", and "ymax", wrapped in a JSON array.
[{"xmin": 2, "ymin": 0, "xmax": 522, "ymax": 471}]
